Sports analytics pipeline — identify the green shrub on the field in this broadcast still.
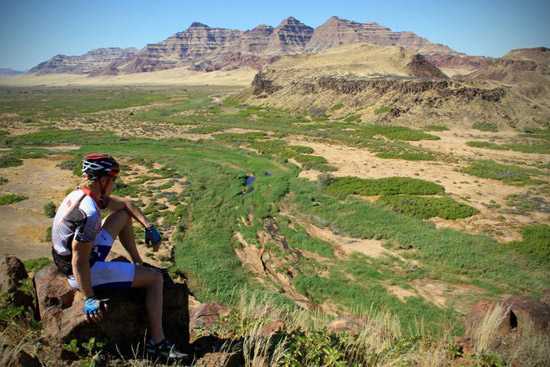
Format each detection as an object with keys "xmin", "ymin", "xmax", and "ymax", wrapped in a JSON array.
[
  {"xmin": 472, "ymin": 121, "xmax": 498, "ymax": 132},
  {"xmin": 378, "ymin": 195, "xmax": 478, "ymax": 219},
  {"xmin": 45, "ymin": 226, "xmax": 52, "ymax": 242},
  {"xmin": 0, "ymin": 176, "xmax": 7, "ymax": 185},
  {"xmin": 0, "ymin": 193, "xmax": 27, "ymax": 205},
  {"xmin": 0, "ymin": 154, "xmax": 22, "ymax": 168},
  {"xmin": 374, "ymin": 106, "xmax": 392, "ymax": 115},
  {"xmin": 43, "ymin": 201, "xmax": 57, "ymax": 218},
  {"xmin": 324, "ymin": 177, "xmax": 445, "ymax": 198},
  {"xmin": 24, "ymin": 257, "xmax": 52, "ymax": 273},
  {"xmin": 510, "ymin": 224, "xmax": 550, "ymax": 266},
  {"xmin": 330, "ymin": 102, "xmax": 344, "ymax": 111},
  {"xmin": 463, "ymin": 160, "xmax": 537, "ymax": 185},
  {"xmin": 424, "ymin": 125, "xmax": 449, "ymax": 131},
  {"xmin": 294, "ymin": 155, "xmax": 336, "ymax": 172},
  {"xmin": 466, "ymin": 141, "xmax": 550, "ymax": 154}
]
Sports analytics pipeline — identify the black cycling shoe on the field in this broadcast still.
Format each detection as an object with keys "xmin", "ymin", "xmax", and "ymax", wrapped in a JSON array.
[{"xmin": 146, "ymin": 339, "xmax": 190, "ymax": 361}]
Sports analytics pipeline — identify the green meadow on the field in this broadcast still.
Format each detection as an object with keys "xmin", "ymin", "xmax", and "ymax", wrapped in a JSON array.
[{"xmin": 1, "ymin": 86, "xmax": 549, "ymax": 341}]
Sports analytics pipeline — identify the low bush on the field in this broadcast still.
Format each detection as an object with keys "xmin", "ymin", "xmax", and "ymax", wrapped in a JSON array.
[
  {"xmin": 472, "ymin": 121, "xmax": 498, "ymax": 132},
  {"xmin": 43, "ymin": 201, "xmax": 57, "ymax": 218},
  {"xmin": 23, "ymin": 257, "xmax": 51, "ymax": 273},
  {"xmin": 374, "ymin": 105, "xmax": 392, "ymax": 115},
  {"xmin": 324, "ymin": 177, "xmax": 445, "ymax": 198},
  {"xmin": 423, "ymin": 124, "xmax": 449, "ymax": 131},
  {"xmin": 510, "ymin": 224, "xmax": 550, "ymax": 266},
  {"xmin": 467, "ymin": 140, "xmax": 550, "ymax": 154},
  {"xmin": 0, "ymin": 154, "xmax": 22, "ymax": 168},
  {"xmin": 0, "ymin": 193, "xmax": 27, "ymax": 205},
  {"xmin": 294, "ymin": 155, "xmax": 336, "ymax": 172},
  {"xmin": 0, "ymin": 176, "xmax": 7, "ymax": 185},
  {"xmin": 463, "ymin": 160, "xmax": 538, "ymax": 185},
  {"xmin": 378, "ymin": 195, "xmax": 478, "ymax": 219}
]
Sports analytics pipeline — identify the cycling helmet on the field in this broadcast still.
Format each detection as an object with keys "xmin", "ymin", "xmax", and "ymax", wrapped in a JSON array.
[{"xmin": 82, "ymin": 153, "xmax": 119, "ymax": 181}]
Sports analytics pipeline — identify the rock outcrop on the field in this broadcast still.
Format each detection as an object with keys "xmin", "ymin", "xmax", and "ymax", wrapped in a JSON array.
[
  {"xmin": 29, "ymin": 48, "xmax": 138, "ymax": 74},
  {"xmin": 0, "ymin": 256, "xmax": 27, "ymax": 294},
  {"xmin": 34, "ymin": 264, "xmax": 190, "ymax": 352},
  {"xmin": 407, "ymin": 54, "xmax": 449, "ymax": 79},
  {"xmin": 306, "ymin": 16, "xmax": 454, "ymax": 55},
  {"xmin": 465, "ymin": 296, "xmax": 550, "ymax": 338}
]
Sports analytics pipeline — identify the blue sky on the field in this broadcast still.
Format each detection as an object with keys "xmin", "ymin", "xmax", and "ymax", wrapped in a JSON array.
[{"xmin": 0, "ymin": 0, "xmax": 549, "ymax": 70}]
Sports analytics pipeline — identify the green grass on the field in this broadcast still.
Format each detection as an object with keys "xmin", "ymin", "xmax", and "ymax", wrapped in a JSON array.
[
  {"xmin": 23, "ymin": 257, "xmax": 52, "ymax": 273},
  {"xmin": 463, "ymin": 160, "xmax": 542, "ymax": 185},
  {"xmin": 0, "ymin": 193, "xmax": 27, "ymax": 205},
  {"xmin": 378, "ymin": 195, "xmax": 478, "ymax": 219},
  {"xmin": 323, "ymin": 177, "xmax": 445, "ymax": 199},
  {"xmin": 466, "ymin": 140, "xmax": 550, "ymax": 154},
  {"xmin": 0, "ymin": 154, "xmax": 22, "ymax": 168},
  {"xmin": 423, "ymin": 125, "xmax": 449, "ymax": 131},
  {"xmin": 3, "ymin": 87, "xmax": 549, "ymax": 339},
  {"xmin": 472, "ymin": 121, "xmax": 498, "ymax": 132},
  {"xmin": 521, "ymin": 127, "xmax": 550, "ymax": 141},
  {"xmin": 510, "ymin": 225, "xmax": 550, "ymax": 266},
  {"xmin": 374, "ymin": 106, "xmax": 392, "ymax": 115},
  {"xmin": 291, "ymin": 179, "xmax": 550, "ymax": 294},
  {"xmin": 0, "ymin": 87, "xmax": 176, "ymax": 118},
  {"xmin": 506, "ymin": 193, "xmax": 550, "ymax": 214},
  {"xmin": 43, "ymin": 201, "xmax": 57, "ymax": 218}
]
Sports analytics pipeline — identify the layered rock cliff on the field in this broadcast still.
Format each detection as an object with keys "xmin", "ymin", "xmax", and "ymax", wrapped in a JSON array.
[
  {"xmin": 29, "ymin": 47, "xmax": 138, "ymax": 74},
  {"xmin": 29, "ymin": 16, "xmax": 463, "ymax": 75}
]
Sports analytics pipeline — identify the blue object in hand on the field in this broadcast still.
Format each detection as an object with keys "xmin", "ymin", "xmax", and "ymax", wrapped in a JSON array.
[
  {"xmin": 145, "ymin": 225, "xmax": 162, "ymax": 246},
  {"xmin": 83, "ymin": 297, "xmax": 107, "ymax": 316}
]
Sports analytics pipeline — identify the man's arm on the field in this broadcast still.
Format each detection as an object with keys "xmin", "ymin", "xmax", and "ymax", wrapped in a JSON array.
[
  {"xmin": 107, "ymin": 195, "xmax": 152, "ymax": 229},
  {"xmin": 72, "ymin": 240, "xmax": 94, "ymax": 298}
]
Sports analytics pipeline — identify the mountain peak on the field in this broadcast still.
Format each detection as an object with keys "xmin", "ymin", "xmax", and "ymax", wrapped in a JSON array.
[
  {"xmin": 278, "ymin": 16, "xmax": 305, "ymax": 27},
  {"xmin": 189, "ymin": 22, "xmax": 210, "ymax": 29}
]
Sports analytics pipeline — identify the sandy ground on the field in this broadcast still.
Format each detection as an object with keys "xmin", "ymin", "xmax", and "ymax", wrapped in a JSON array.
[
  {"xmin": 0, "ymin": 67, "xmax": 256, "ymax": 87},
  {"xmin": 0, "ymin": 157, "xmax": 79, "ymax": 260},
  {"xmin": 288, "ymin": 135, "xmax": 549, "ymax": 242}
]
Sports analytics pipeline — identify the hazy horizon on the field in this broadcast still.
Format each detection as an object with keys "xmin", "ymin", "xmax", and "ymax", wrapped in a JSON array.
[{"xmin": 1, "ymin": 0, "xmax": 549, "ymax": 71}]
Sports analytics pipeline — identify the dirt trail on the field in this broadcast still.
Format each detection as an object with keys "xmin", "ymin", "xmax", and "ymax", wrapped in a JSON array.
[
  {"xmin": 0, "ymin": 157, "xmax": 79, "ymax": 259},
  {"xmin": 287, "ymin": 137, "xmax": 549, "ymax": 242}
]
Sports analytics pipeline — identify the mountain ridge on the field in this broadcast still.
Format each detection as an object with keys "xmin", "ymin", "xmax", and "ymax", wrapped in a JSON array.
[{"xmin": 29, "ymin": 16, "xmax": 473, "ymax": 75}]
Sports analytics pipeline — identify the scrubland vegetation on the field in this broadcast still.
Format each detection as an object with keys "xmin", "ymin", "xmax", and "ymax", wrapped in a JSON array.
[{"xmin": 1, "ymin": 87, "xmax": 549, "ymax": 366}]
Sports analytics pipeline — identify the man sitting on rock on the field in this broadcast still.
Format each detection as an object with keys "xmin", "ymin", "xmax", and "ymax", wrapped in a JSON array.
[{"xmin": 50, "ymin": 153, "xmax": 187, "ymax": 360}]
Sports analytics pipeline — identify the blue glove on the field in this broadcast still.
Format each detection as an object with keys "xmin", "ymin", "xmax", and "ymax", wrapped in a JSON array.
[
  {"xmin": 145, "ymin": 225, "xmax": 162, "ymax": 246},
  {"xmin": 83, "ymin": 297, "xmax": 107, "ymax": 317}
]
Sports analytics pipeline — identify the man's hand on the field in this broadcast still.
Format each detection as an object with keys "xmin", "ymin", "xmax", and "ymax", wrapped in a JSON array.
[
  {"xmin": 145, "ymin": 225, "xmax": 162, "ymax": 250},
  {"xmin": 83, "ymin": 297, "xmax": 108, "ymax": 323}
]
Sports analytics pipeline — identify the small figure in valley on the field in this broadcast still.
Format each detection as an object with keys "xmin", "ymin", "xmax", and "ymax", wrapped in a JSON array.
[
  {"xmin": 237, "ymin": 171, "xmax": 256, "ymax": 196},
  {"xmin": 50, "ymin": 153, "xmax": 188, "ymax": 361}
]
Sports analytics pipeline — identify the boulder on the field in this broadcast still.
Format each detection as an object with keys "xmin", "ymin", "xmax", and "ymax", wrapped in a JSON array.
[
  {"xmin": 194, "ymin": 352, "xmax": 243, "ymax": 367},
  {"xmin": 190, "ymin": 303, "xmax": 230, "ymax": 331},
  {"xmin": 34, "ymin": 264, "xmax": 190, "ymax": 352},
  {"xmin": 327, "ymin": 317, "xmax": 363, "ymax": 335},
  {"xmin": 0, "ymin": 346, "xmax": 41, "ymax": 367},
  {"xmin": 0, "ymin": 256, "xmax": 28, "ymax": 294},
  {"xmin": 465, "ymin": 296, "xmax": 550, "ymax": 338}
]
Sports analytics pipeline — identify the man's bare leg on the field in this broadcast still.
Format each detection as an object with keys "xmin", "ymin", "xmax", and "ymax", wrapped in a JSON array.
[{"xmin": 102, "ymin": 210, "xmax": 165, "ymax": 343}]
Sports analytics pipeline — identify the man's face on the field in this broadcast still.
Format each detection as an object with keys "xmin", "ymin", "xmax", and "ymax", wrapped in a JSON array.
[{"xmin": 100, "ymin": 175, "xmax": 116, "ymax": 196}]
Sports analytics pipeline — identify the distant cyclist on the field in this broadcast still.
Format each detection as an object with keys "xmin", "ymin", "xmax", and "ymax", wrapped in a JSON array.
[{"xmin": 51, "ymin": 153, "xmax": 188, "ymax": 360}]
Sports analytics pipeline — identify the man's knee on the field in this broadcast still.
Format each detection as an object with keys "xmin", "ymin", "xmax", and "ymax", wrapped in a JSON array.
[{"xmin": 134, "ymin": 265, "xmax": 162, "ymax": 287}]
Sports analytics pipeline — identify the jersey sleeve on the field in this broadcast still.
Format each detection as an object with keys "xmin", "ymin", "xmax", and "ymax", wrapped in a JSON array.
[{"xmin": 74, "ymin": 208, "xmax": 100, "ymax": 243}]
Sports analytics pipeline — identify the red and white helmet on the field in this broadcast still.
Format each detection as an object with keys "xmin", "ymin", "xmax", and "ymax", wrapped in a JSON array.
[{"xmin": 82, "ymin": 153, "xmax": 119, "ymax": 181}]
